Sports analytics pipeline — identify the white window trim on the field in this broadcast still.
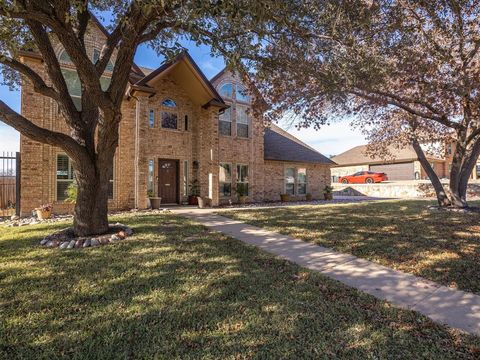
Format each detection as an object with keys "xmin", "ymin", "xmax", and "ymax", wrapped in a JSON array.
[
  {"xmin": 236, "ymin": 163, "xmax": 249, "ymax": 196},
  {"xmin": 149, "ymin": 109, "xmax": 155, "ymax": 128},
  {"xmin": 284, "ymin": 166, "xmax": 308, "ymax": 196},
  {"xmin": 219, "ymin": 162, "xmax": 232, "ymax": 198},
  {"xmin": 55, "ymin": 154, "xmax": 75, "ymax": 202}
]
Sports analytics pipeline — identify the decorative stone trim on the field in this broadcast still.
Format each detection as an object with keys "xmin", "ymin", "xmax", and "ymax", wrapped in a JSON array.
[{"xmin": 39, "ymin": 223, "xmax": 133, "ymax": 249}]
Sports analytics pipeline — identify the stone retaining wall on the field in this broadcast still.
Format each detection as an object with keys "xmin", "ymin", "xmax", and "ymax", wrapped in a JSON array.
[{"xmin": 333, "ymin": 182, "xmax": 480, "ymax": 199}]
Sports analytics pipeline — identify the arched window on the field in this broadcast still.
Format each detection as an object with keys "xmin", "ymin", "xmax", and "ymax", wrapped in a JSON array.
[
  {"xmin": 218, "ymin": 83, "xmax": 233, "ymax": 98},
  {"xmin": 59, "ymin": 50, "xmax": 72, "ymax": 63},
  {"xmin": 92, "ymin": 49, "xmax": 114, "ymax": 72},
  {"xmin": 236, "ymin": 85, "xmax": 250, "ymax": 103},
  {"xmin": 162, "ymin": 98, "xmax": 177, "ymax": 108},
  {"xmin": 161, "ymin": 98, "xmax": 178, "ymax": 129}
]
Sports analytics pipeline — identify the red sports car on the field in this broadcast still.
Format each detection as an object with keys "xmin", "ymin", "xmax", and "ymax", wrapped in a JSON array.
[{"xmin": 339, "ymin": 171, "xmax": 388, "ymax": 184}]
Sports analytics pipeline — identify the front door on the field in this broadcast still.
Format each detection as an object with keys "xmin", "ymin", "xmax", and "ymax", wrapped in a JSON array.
[{"xmin": 158, "ymin": 159, "xmax": 178, "ymax": 204}]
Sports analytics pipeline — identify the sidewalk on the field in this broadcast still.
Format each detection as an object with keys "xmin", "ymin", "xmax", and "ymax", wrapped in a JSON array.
[{"xmin": 173, "ymin": 208, "xmax": 480, "ymax": 336}]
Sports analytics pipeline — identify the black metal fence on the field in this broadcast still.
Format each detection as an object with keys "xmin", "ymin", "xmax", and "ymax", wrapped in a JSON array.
[{"xmin": 0, "ymin": 152, "xmax": 20, "ymax": 216}]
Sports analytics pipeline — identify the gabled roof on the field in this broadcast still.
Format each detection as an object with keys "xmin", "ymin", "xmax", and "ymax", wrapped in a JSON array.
[
  {"xmin": 264, "ymin": 124, "xmax": 335, "ymax": 164},
  {"xmin": 331, "ymin": 144, "xmax": 444, "ymax": 167},
  {"xmin": 135, "ymin": 52, "xmax": 226, "ymax": 108}
]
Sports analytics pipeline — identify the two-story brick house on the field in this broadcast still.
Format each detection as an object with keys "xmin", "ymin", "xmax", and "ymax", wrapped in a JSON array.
[{"xmin": 19, "ymin": 20, "xmax": 333, "ymax": 215}]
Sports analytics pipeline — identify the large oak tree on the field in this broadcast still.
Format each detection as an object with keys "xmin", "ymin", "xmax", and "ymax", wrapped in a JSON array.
[
  {"xmin": 254, "ymin": 0, "xmax": 480, "ymax": 208},
  {"xmin": 0, "ymin": 0, "xmax": 293, "ymax": 235}
]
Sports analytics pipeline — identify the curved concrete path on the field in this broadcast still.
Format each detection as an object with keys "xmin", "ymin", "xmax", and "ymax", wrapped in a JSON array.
[{"xmin": 174, "ymin": 208, "xmax": 480, "ymax": 336}]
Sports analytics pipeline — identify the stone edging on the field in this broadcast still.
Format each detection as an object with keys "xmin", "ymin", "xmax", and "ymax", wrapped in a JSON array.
[{"xmin": 39, "ymin": 223, "xmax": 133, "ymax": 249}]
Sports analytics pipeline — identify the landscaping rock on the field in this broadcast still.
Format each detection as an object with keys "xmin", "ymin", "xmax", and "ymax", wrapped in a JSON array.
[
  {"xmin": 83, "ymin": 238, "xmax": 91, "ymax": 248},
  {"xmin": 59, "ymin": 241, "xmax": 69, "ymax": 249},
  {"xmin": 75, "ymin": 239, "xmax": 84, "ymax": 248},
  {"xmin": 117, "ymin": 230, "xmax": 126, "ymax": 239},
  {"xmin": 125, "ymin": 228, "xmax": 133, "ymax": 236},
  {"xmin": 10, "ymin": 215, "xmax": 20, "ymax": 221},
  {"xmin": 91, "ymin": 239, "xmax": 100, "ymax": 247},
  {"xmin": 67, "ymin": 240, "xmax": 76, "ymax": 249},
  {"xmin": 110, "ymin": 234, "xmax": 120, "ymax": 242},
  {"xmin": 40, "ymin": 238, "xmax": 49, "ymax": 245}
]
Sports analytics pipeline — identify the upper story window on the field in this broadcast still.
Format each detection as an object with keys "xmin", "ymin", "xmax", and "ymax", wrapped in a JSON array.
[
  {"xmin": 161, "ymin": 98, "xmax": 178, "ymax": 129},
  {"xmin": 219, "ymin": 108, "xmax": 232, "ymax": 136},
  {"xmin": 217, "ymin": 82, "xmax": 251, "ymax": 138},
  {"xmin": 219, "ymin": 83, "xmax": 234, "ymax": 98},
  {"xmin": 92, "ymin": 49, "xmax": 114, "ymax": 72},
  {"xmin": 236, "ymin": 85, "xmax": 250, "ymax": 103},
  {"xmin": 162, "ymin": 99, "xmax": 177, "ymax": 108},
  {"xmin": 149, "ymin": 110, "xmax": 155, "ymax": 128},
  {"xmin": 58, "ymin": 49, "xmax": 111, "ymax": 110},
  {"xmin": 236, "ymin": 105, "xmax": 249, "ymax": 138},
  {"xmin": 59, "ymin": 50, "xmax": 73, "ymax": 64}
]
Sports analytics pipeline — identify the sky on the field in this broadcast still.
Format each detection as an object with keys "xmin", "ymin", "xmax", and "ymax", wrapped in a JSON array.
[{"xmin": 0, "ymin": 22, "xmax": 366, "ymax": 156}]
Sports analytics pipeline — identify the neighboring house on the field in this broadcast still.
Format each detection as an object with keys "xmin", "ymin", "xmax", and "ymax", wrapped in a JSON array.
[
  {"xmin": 19, "ymin": 19, "xmax": 333, "ymax": 215},
  {"xmin": 331, "ymin": 145, "xmax": 447, "ymax": 182}
]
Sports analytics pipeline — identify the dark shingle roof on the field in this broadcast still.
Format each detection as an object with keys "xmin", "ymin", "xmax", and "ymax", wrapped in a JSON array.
[
  {"xmin": 264, "ymin": 125, "xmax": 335, "ymax": 165},
  {"xmin": 331, "ymin": 144, "xmax": 444, "ymax": 166}
]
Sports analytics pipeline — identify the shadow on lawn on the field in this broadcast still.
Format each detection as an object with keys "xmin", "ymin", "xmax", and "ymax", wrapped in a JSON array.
[
  {"xmin": 1, "ymin": 213, "xmax": 479, "ymax": 359},
  {"xmin": 222, "ymin": 200, "xmax": 480, "ymax": 294}
]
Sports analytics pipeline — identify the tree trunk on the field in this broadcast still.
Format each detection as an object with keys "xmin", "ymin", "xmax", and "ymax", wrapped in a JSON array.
[
  {"xmin": 411, "ymin": 138, "xmax": 451, "ymax": 207},
  {"xmin": 449, "ymin": 138, "xmax": 469, "ymax": 208},
  {"xmin": 72, "ymin": 157, "xmax": 112, "ymax": 237}
]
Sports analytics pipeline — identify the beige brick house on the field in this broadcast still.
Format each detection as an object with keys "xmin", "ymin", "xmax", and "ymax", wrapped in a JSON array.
[{"xmin": 19, "ymin": 20, "xmax": 333, "ymax": 215}]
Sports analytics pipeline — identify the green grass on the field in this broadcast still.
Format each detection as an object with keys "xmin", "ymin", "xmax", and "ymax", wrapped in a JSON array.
[
  {"xmin": 1, "ymin": 212, "xmax": 480, "ymax": 359},
  {"xmin": 219, "ymin": 199, "xmax": 480, "ymax": 295}
]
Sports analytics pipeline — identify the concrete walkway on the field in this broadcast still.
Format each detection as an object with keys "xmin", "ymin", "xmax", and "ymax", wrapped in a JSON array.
[{"xmin": 174, "ymin": 208, "xmax": 480, "ymax": 336}]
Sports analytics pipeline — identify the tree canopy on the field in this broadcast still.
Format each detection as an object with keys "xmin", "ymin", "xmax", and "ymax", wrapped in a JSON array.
[
  {"xmin": 0, "ymin": 0, "xmax": 297, "ymax": 235},
  {"xmin": 253, "ymin": 0, "xmax": 480, "ymax": 207}
]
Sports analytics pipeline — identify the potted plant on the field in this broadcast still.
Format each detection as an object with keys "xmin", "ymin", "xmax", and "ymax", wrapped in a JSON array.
[
  {"xmin": 306, "ymin": 193, "xmax": 313, "ymax": 201},
  {"xmin": 280, "ymin": 193, "xmax": 290, "ymax": 202},
  {"xmin": 35, "ymin": 204, "xmax": 52, "ymax": 220},
  {"xmin": 197, "ymin": 196, "xmax": 212, "ymax": 208},
  {"xmin": 147, "ymin": 189, "xmax": 162, "ymax": 209},
  {"xmin": 323, "ymin": 185, "xmax": 334, "ymax": 200},
  {"xmin": 236, "ymin": 183, "xmax": 248, "ymax": 204},
  {"xmin": 188, "ymin": 179, "xmax": 200, "ymax": 205}
]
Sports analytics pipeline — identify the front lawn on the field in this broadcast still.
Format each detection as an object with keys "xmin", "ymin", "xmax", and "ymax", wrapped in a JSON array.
[
  {"xmin": 1, "ymin": 212, "xmax": 480, "ymax": 358},
  {"xmin": 219, "ymin": 200, "xmax": 480, "ymax": 295}
]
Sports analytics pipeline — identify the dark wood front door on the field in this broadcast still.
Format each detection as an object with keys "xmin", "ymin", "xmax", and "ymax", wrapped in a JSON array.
[{"xmin": 158, "ymin": 159, "xmax": 178, "ymax": 204}]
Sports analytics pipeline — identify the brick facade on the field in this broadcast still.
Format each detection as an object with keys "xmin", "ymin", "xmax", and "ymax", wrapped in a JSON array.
[{"xmin": 19, "ymin": 22, "xmax": 332, "ymax": 215}]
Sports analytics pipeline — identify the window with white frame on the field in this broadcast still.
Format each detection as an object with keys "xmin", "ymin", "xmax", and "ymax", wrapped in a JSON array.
[
  {"xmin": 147, "ymin": 159, "xmax": 154, "ymax": 195},
  {"xmin": 92, "ymin": 49, "xmax": 114, "ymax": 72},
  {"xmin": 161, "ymin": 98, "xmax": 178, "ymax": 129},
  {"xmin": 236, "ymin": 105, "xmax": 249, "ymax": 138},
  {"xmin": 219, "ymin": 83, "xmax": 234, "ymax": 98},
  {"xmin": 236, "ymin": 164, "xmax": 249, "ymax": 195},
  {"xmin": 285, "ymin": 167, "xmax": 295, "ymax": 195},
  {"xmin": 219, "ymin": 163, "xmax": 232, "ymax": 197},
  {"xmin": 56, "ymin": 154, "xmax": 75, "ymax": 201},
  {"xmin": 219, "ymin": 107, "xmax": 232, "ymax": 136},
  {"xmin": 297, "ymin": 168, "xmax": 307, "ymax": 195},
  {"xmin": 236, "ymin": 85, "xmax": 250, "ymax": 103},
  {"xmin": 59, "ymin": 49, "xmax": 111, "ymax": 110},
  {"xmin": 285, "ymin": 167, "xmax": 308, "ymax": 195},
  {"xmin": 57, "ymin": 154, "xmax": 114, "ymax": 201},
  {"xmin": 149, "ymin": 110, "xmax": 155, "ymax": 128},
  {"xmin": 183, "ymin": 160, "xmax": 188, "ymax": 196}
]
